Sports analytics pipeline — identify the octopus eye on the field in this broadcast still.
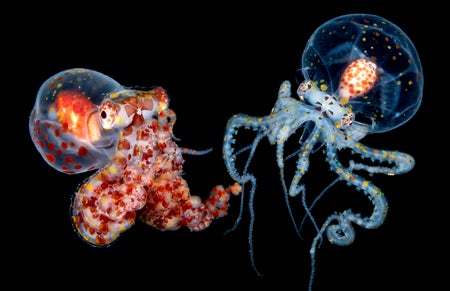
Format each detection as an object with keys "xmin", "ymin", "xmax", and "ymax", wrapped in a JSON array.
[
  {"xmin": 297, "ymin": 80, "xmax": 313, "ymax": 94},
  {"xmin": 342, "ymin": 112, "xmax": 355, "ymax": 127},
  {"xmin": 98, "ymin": 100, "xmax": 120, "ymax": 130}
]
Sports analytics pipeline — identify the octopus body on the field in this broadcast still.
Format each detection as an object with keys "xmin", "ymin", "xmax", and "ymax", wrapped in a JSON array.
[
  {"xmin": 73, "ymin": 111, "xmax": 240, "ymax": 246},
  {"xmin": 222, "ymin": 14, "xmax": 423, "ymax": 291},
  {"xmin": 29, "ymin": 68, "xmax": 241, "ymax": 247}
]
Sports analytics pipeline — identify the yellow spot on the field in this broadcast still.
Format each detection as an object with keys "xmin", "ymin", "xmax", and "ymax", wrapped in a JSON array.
[
  {"xmin": 335, "ymin": 121, "xmax": 341, "ymax": 128},
  {"xmin": 57, "ymin": 83, "xmax": 62, "ymax": 88},
  {"xmin": 108, "ymin": 166, "xmax": 117, "ymax": 174},
  {"xmin": 86, "ymin": 183, "xmax": 93, "ymax": 191},
  {"xmin": 339, "ymin": 97, "xmax": 349, "ymax": 105},
  {"xmin": 337, "ymin": 168, "xmax": 343, "ymax": 173},
  {"xmin": 362, "ymin": 181, "xmax": 369, "ymax": 187},
  {"xmin": 320, "ymin": 84, "xmax": 328, "ymax": 91},
  {"xmin": 101, "ymin": 198, "xmax": 107, "ymax": 205},
  {"xmin": 110, "ymin": 92, "xmax": 119, "ymax": 99},
  {"xmin": 257, "ymin": 117, "xmax": 263, "ymax": 122},
  {"xmin": 113, "ymin": 115, "xmax": 122, "ymax": 126}
]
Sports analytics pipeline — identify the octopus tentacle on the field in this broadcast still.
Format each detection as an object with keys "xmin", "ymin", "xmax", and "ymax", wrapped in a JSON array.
[
  {"xmin": 280, "ymin": 125, "xmax": 323, "ymax": 239},
  {"xmin": 307, "ymin": 140, "xmax": 389, "ymax": 290},
  {"xmin": 270, "ymin": 80, "xmax": 302, "ymax": 114},
  {"xmin": 349, "ymin": 142, "xmax": 415, "ymax": 175},
  {"xmin": 138, "ymin": 174, "xmax": 241, "ymax": 231},
  {"xmin": 287, "ymin": 125, "xmax": 321, "ymax": 198},
  {"xmin": 223, "ymin": 114, "xmax": 268, "ymax": 185},
  {"xmin": 223, "ymin": 114, "xmax": 272, "ymax": 276}
]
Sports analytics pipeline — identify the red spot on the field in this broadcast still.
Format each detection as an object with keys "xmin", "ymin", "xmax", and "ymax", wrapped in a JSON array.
[
  {"xmin": 50, "ymin": 83, "xmax": 56, "ymax": 89},
  {"xmin": 54, "ymin": 128, "xmax": 60, "ymax": 137},
  {"xmin": 118, "ymin": 139, "xmax": 131, "ymax": 150},
  {"xmin": 74, "ymin": 164, "xmax": 83, "ymax": 170},
  {"xmin": 78, "ymin": 146, "xmax": 88, "ymax": 156},
  {"xmin": 133, "ymin": 114, "xmax": 144, "ymax": 126},
  {"xmin": 61, "ymin": 142, "xmax": 68, "ymax": 150},
  {"xmin": 123, "ymin": 127, "xmax": 133, "ymax": 136},
  {"xmin": 48, "ymin": 142, "xmax": 55, "ymax": 151},
  {"xmin": 87, "ymin": 165, "xmax": 97, "ymax": 171},
  {"xmin": 45, "ymin": 153, "xmax": 56, "ymax": 163},
  {"xmin": 61, "ymin": 122, "xmax": 69, "ymax": 132},
  {"xmin": 64, "ymin": 156, "xmax": 74, "ymax": 163}
]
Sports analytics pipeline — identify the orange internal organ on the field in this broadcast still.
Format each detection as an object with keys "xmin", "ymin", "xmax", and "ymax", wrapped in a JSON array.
[
  {"xmin": 338, "ymin": 58, "xmax": 378, "ymax": 99},
  {"xmin": 55, "ymin": 89, "xmax": 99, "ymax": 142}
]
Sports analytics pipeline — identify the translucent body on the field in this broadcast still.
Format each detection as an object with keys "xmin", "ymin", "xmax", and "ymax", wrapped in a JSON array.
[
  {"xmin": 222, "ymin": 14, "xmax": 423, "ymax": 291},
  {"xmin": 299, "ymin": 13, "xmax": 423, "ymax": 133},
  {"xmin": 29, "ymin": 68, "xmax": 124, "ymax": 174},
  {"xmin": 29, "ymin": 68, "xmax": 241, "ymax": 246}
]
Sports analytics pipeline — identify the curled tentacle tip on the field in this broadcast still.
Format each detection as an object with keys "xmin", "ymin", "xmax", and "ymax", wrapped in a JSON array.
[{"xmin": 227, "ymin": 182, "xmax": 242, "ymax": 196}]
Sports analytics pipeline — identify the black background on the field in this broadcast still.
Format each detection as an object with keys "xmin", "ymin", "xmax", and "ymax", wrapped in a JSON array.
[{"xmin": 7, "ymin": 2, "xmax": 441, "ymax": 290}]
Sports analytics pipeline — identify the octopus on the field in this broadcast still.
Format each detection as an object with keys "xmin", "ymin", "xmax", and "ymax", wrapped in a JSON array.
[{"xmin": 29, "ymin": 68, "xmax": 241, "ymax": 246}]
